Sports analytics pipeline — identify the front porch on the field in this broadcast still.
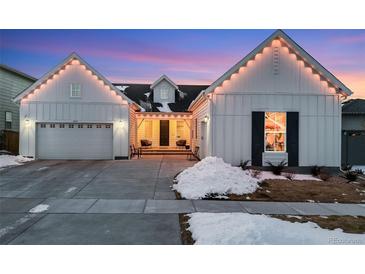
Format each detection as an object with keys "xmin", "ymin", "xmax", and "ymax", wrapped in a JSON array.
[{"xmin": 135, "ymin": 112, "xmax": 192, "ymax": 154}]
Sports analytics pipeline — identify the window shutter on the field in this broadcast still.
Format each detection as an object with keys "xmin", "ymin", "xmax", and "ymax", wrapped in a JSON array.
[
  {"xmin": 251, "ymin": 112, "xmax": 264, "ymax": 166},
  {"xmin": 287, "ymin": 112, "xmax": 299, "ymax": 166}
]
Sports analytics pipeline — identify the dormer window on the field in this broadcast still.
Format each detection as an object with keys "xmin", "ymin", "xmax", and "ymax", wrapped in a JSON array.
[
  {"xmin": 160, "ymin": 88, "xmax": 169, "ymax": 100},
  {"xmin": 70, "ymin": 83, "xmax": 81, "ymax": 98}
]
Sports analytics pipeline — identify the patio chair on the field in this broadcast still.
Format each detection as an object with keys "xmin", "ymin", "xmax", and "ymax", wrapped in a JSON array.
[
  {"xmin": 130, "ymin": 144, "xmax": 141, "ymax": 159},
  {"xmin": 187, "ymin": 146, "xmax": 199, "ymax": 160},
  {"xmin": 176, "ymin": 139, "xmax": 186, "ymax": 149},
  {"xmin": 140, "ymin": 139, "xmax": 152, "ymax": 148}
]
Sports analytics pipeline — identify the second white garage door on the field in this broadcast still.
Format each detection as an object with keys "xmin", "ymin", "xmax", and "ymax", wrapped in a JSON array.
[{"xmin": 36, "ymin": 123, "xmax": 113, "ymax": 160}]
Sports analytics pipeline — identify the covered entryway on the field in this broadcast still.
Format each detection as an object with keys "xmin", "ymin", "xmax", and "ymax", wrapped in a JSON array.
[{"xmin": 36, "ymin": 123, "xmax": 113, "ymax": 160}]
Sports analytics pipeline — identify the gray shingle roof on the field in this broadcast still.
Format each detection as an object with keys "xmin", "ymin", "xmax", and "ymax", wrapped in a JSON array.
[{"xmin": 342, "ymin": 99, "xmax": 365, "ymax": 114}]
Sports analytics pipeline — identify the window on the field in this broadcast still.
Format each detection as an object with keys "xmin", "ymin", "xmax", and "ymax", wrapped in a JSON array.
[
  {"xmin": 69, "ymin": 124, "xmax": 74, "ymax": 128},
  {"xmin": 96, "ymin": 124, "xmax": 102, "ymax": 128},
  {"xmin": 78, "ymin": 124, "xmax": 83, "ymax": 128},
  {"xmin": 70, "ymin": 83, "xmax": 81, "ymax": 98},
  {"xmin": 40, "ymin": 123, "xmax": 46, "ymax": 128},
  {"xmin": 265, "ymin": 112, "xmax": 286, "ymax": 152},
  {"xmin": 5, "ymin": 111, "xmax": 12, "ymax": 129},
  {"xmin": 87, "ymin": 124, "xmax": 92, "ymax": 128},
  {"xmin": 59, "ymin": 124, "xmax": 65, "ymax": 128},
  {"xmin": 176, "ymin": 121, "xmax": 184, "ymax": 139},
  {"xmin": 50, "ymin": 124, "xmax": 55, "ymax": 128},
  {"xmin": 160, "ymin": 88, "xmax": 169, "ymax": 100},
  {"xmin": 145, "ymin": 120, "xmax": 153, "ymax": 139},
  {"xmin": 105, "ymin": 124, "xmax": 111, "ymax": 129}
]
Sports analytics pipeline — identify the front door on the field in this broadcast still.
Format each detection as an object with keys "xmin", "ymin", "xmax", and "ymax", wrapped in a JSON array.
[{"xmin": 160, "ymin": 120, "xmax": 169, "ymax": 146}]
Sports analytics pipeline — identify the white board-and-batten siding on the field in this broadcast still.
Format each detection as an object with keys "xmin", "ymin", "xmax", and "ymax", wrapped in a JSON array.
[
  {"xmin": 202, "ymin": 44, "xmax": 342, "ymax": 167},
  {"xmin": 19, "ymin": 63, "xmax": 130, "ymax": 159},
  {"xmin": 191, "ymin": 99, "xmax": 211, "ymax": 158}
]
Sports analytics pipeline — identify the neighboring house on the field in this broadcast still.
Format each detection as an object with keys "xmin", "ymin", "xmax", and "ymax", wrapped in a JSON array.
[
  {"xmin": 0, "ymin": 65, "xmax": 36, "ymax": 132},
  {"xmin": 13, "ymin": 30, "xmax": 353, "ymax": 167},
  {"xmin": 0, "ymin": 64, "xmax": 36, "ymax": 151},
  {"xmin": 342, "ymin": 99, "xmax": 365, "ymax": 165}
]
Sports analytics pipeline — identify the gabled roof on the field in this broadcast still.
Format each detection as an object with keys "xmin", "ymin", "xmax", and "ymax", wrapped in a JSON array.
[
  {"xmin": 342, "ymin": 99, "xmax": 365, "ymax": 114},
  {"xmin": 0, "ymin": 64, "xmax": 37, "ymax": 82},
  {"xmin": 12, "ymin": 53, "xmax": 141, "ymax": 110},
  {"xmin": 112, "ymin": 83, "xmax": 208, "ymax": 112},
  {"xmin": 150, "ymin": 74, "xmax": 179, "ymax": 90},
  {"xmin": 189, "ymin": 29, "xmax": 353, "ymax": 110}
]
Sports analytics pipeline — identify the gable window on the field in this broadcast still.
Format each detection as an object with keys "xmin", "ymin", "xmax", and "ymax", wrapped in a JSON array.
[
  {"xmin": 70, "ymin": 83, "xmax": 81, "ymax": 98},
  {"xmin": 160, "ymin": 88, "xmax": 169, "ymax": 100},
  {"xmin": 5, "ymin": 111, "xmax": 12, "ymax": 129},
  {"xmin": 145, "ymin": 120, "xmax": 153, "ymax": 139},
  {"xmin": 265, "ymin": 112, "xmax": 286, "ymax": 152}
]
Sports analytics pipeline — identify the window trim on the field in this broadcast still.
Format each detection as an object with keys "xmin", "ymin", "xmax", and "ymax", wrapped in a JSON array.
[
  {"xmin": 264, "ymin": 112, "xmax": 287, "ymax": 153},
  {"xmin": 70, "ymin": 83, "xmax": 82, "ymax": 98}
]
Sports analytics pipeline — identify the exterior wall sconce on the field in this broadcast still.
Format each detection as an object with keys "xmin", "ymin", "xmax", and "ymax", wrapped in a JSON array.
[
  {"xmin": 119, "ymin": 120, "xmax": 125, "ymax": 128},
  {"xmin": 203, "ymin": 115, "xmax": 209, "ymax": 123},
  {"xmin": 24, "ymin": 117, "xmax": 30, "ymax": 127}
]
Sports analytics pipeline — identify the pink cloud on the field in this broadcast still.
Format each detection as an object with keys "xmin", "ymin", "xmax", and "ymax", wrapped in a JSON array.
[
  {"xmin": 335, "ymin": 71, "xmax": 365, "ymax": 98},
  {"xmin": 331, "ymin": 34, "xmax": 365, "ymax": 44}
]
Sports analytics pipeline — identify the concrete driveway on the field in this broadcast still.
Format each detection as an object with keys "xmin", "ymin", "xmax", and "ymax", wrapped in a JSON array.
[{"xmin": 0, "ymin": 155, "xmax": 196, "ymax": 244}]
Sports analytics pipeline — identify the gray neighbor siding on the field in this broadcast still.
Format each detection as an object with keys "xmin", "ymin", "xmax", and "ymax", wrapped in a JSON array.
[{"xmin": 0, "ymin": 66, "xmax": 35, "ymax": 132}]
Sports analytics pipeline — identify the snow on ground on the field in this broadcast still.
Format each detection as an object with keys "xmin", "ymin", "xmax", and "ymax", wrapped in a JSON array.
[
  {"xmin": 156, "ymin": 102, "xmax": 172, "ymax": 112},
  {"xmin": 173, "ymin": 157, "xmax": 259, "ymax": 199},
  {"xmin": 257, "ymin": 170, "xmax": 321, "ymax": 181},
  {"xmin": 352, "ymin": 166, "xmax": 365, "ymax": 173},
  {"xmin": 0, "ymin": 155, "xmax": 33, "ymax": 168},
  {"xmin": 29, "ymin": 204, "xmax": 49, "ymax": 213},
  {"xmin": 188, "ymin": 213, "xmax": 365, "ymax": 245}
]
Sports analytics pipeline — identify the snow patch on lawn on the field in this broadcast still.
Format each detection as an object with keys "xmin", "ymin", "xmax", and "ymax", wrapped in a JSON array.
[
  {"xmin": 0, "ymin": 155, "xmax": 33, "ymax": 168},
  {"xmin": 258, "ymin": 171, "xmax": 321, "ymax": 181},
  {"xmin": 188, "ymin": 213, "xmax": 365, "ymax": 245},
  {"xmin": 29, "ymin": 204, "xmax": 49, "ymax": 213},
  {"xmin": 352, "ymin": 166, "xmax": 365, "ymax": 173},
  {"xmin": 173, "ymin": 157, "xmax": 259, "ymax": 199}
]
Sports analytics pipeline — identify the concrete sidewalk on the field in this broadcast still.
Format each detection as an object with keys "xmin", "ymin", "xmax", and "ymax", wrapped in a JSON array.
[{"xmin": 2, "ymin": 198, "xmax": 364, "ymax": 216}]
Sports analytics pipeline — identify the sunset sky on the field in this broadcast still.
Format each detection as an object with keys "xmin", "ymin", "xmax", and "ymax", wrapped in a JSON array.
[{"xmin": 1, "ymin": 29, "xmax": 364, "ymax": 98}]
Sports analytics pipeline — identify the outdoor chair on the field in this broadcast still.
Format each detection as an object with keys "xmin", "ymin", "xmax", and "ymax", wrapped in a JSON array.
[
  {"xmin": 187, "ymin": 146, "xmax": 199, "ymax": 160},
  {"xmin": 140, "ymin": 139, "xmax": 152, "ymax": 148},
  {"xmin": 130, "ymin": 144, "xmax": 141, "ymax": 159},
  {"xmin": 176, "ymin": 139, "xmax": 187, "ymax": 149}
]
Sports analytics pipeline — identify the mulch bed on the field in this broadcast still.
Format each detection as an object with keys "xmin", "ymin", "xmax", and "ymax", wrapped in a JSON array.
[{"xmin": 174, "ymin": 175, "xmax": 365, "ymax": 203}]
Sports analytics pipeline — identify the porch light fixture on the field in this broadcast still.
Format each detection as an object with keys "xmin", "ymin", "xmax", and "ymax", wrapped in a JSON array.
[
  {"xmin": 119, "ymin": 120, "xmax": 125, "ymax": 128},
  {"xmin": 24, "ymin": 117, "xmax": 30, "ymax": 127},
  {"xmin": 203, "ymin": 115, "xmax": 209, "ymax": 123}
]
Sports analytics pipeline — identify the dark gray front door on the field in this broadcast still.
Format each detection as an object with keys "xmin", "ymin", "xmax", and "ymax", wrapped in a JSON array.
[{"xmin": 160, "ymin": 120, "xmax": 169, "ymax": 146}]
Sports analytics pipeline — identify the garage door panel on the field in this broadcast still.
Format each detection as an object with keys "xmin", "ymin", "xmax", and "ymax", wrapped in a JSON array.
[{"xmin": 37, "ymin": 123, "xmax": 113, "ymax": 160}]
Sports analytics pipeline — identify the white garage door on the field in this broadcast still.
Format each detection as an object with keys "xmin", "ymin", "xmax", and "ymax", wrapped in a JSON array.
[{"xmin": 36, "ymin": 123, "xmax": 113, "ymax": 160}]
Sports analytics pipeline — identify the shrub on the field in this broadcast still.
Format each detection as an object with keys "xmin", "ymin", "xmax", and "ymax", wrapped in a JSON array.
[
  {"xmin": 283, "ymin": 172, "xmax": 295, "ymax": 181},
  {"xmin": 250, "ymin": 169, "xmax": 262, "ymax": 179},
  {"xmin": 341, "ymin": 164, "xmax": 353, "ymax": 171},
  {"xmin": 354, "ymin": 169, "xmax": 364, "ymax": 175},
  {"xmin": 311, "ymin": 165, "xmax": 323, "ymax": 177},
  {"xmin": 319, "ymin": 170, "xmax": 331, "ymax": 181},
  {"xmin": 239, "ymin": 160, "xmax": 250, "ymax": 170},
  {"xmin": 266, "ymin": 160, "xmax": 287, "ymax": 175},
  {"xmin": 341, "ymin": 171, "xmax": 358, "ymax": 182}
]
